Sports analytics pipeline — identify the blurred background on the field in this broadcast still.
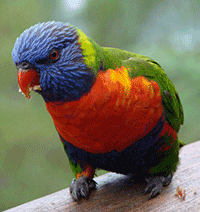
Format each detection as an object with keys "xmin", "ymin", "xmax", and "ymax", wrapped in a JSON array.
[{"xmin": 1, "ymin": 0, "xmax": 200, "ymax": 210}]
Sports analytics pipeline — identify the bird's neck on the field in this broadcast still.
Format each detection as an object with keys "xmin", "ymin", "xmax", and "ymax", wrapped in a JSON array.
[{"xmin": 77, "ymin": 29, "xmax": 134, "ymax": 73}]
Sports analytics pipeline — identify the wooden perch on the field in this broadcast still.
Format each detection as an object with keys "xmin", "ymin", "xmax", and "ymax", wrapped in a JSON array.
[{"xmin": 5, "ymin": 141, "xmax": 200, "ymax": 212}]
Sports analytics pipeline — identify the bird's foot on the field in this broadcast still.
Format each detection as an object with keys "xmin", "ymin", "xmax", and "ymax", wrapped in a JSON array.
[
  {"xmin": 70, "ymin": 175, "xmax": 97, "ymax": 201},
  {"xmin": 145, "ymin": 174, "xmax": 172, "ymax": 199}
]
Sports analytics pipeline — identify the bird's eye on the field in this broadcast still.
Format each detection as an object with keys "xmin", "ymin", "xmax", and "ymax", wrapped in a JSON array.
[
  {"xmin": 21, "ymin": 62, "xmax": 29, "ymax": 69},
  {"xmin": 50, "ymin": 50, "xmax": 59, "ymax": 61}
]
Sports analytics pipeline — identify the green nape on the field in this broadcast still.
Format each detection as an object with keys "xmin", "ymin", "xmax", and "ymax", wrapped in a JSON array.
[{"xmin": 77, "ymin": 28, "xmax": 138, "ymax": 73}]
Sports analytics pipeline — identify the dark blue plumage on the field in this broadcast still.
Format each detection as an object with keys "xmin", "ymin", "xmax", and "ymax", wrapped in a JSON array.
[{"xmin": 12, "ymin": 21, "xmax": 95, "ymax": 102}]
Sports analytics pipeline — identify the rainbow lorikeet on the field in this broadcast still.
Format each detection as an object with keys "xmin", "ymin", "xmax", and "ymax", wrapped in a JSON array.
[{"xmin": 12, "ymin": 21, "xmax": 184, "ymax": 201}]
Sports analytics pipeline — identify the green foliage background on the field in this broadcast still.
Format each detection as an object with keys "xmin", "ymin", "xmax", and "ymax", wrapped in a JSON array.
[{"xmin": 1, "ymin": 0, "xmax": 200, "ymax": 210}]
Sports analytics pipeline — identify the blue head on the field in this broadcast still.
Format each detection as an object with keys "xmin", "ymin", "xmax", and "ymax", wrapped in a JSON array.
[{"xmin": 12, "ymin": 21, "xmax": 95, "ymax": 102}]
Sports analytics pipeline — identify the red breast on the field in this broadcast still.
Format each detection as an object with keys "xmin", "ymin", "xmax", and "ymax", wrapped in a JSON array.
[{"xmin": 45, "ymin": 67, "xmax": 164, "ymax": 153}]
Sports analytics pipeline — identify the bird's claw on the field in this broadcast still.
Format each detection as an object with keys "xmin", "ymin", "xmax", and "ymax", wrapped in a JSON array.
[
  {"xmin": 145, "ymin": 174, "xmax": 172, "ymax": 199},
  {"xmin": 70, "ymin": 176, "xmax": 97, "ymax": 201}
]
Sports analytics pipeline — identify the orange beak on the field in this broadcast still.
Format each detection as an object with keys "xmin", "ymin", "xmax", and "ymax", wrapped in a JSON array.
[{"xmin": 17, "ymin": 68, "xmax": 41, "ymax": 99}]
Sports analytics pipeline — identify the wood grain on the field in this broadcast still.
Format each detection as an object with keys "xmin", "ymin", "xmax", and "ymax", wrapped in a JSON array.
[{"xmin": 5, "ymin": 141, "xmax": 200, "ymax": 212}]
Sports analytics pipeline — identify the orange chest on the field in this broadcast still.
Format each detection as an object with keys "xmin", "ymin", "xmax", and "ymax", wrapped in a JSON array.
[{"xmin": 45, "ymin": 69, "xmax": 164, "ymax": 153}]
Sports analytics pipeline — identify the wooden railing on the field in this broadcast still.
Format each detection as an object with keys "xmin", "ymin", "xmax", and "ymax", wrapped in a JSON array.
[{"xmin": 4, "ymin": 141, "xmax": 200, "ymax": 212}]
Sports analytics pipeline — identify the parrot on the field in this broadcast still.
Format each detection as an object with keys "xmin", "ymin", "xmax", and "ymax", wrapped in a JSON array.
[{"xmin": 12, "ymin": 21, "xmax": 184, "ymax": 201}]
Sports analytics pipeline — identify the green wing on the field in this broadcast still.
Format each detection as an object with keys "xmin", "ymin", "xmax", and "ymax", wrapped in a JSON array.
[
  {"xmin": 103, "ymin": 47, "xmax": 184, "ymax": 133},
  {"xmin": 77, "ymin": 30, "xmax": 183, "ymax": 133},
  {"xmin": 123, "ymin": 56, "xmax": 183, "ymax": 133}
]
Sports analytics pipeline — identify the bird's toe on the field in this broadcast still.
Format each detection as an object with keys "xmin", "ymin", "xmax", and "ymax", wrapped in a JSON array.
[
  {"xmin": 70, "ymin": 176, "xmax": 97, "ymax": 201},
  {"xmin": 145, "ymin": 174, "xmax": 172, "ymax": 199}
]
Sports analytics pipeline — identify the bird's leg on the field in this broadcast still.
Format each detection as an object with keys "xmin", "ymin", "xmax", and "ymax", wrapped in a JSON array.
[
  {"xmin": 145, "ymin": 174, "xmax": 172, "ymax": 199},
  {"xmin": 70, "ymin": 163, "xmax": 97, "ymax": 201}
]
